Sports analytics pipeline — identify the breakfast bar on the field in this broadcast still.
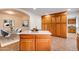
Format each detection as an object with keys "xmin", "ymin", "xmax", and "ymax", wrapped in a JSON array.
[{"xmin": 19, "ymin": 31, "xmax": 52, "ymax": 51}]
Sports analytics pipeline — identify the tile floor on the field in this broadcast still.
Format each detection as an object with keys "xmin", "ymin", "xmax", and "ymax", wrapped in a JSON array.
[
  {"xmin": 0, "ymin": 33, "xmax": 78, "ymax": 51},
  {"xmin": 51, "ymin": 36, "xmax": 77, "ymax": 51}
]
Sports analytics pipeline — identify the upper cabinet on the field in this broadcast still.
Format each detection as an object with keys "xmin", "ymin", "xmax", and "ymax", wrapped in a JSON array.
[
  {"xmin": 60, "ymin": 24, "xmax": 67, "ymax": 37},
  {"xmin": 61, "ymin": 15, "xmax": 67, "ymax": 23},
  {"xmin": 42, "ymin": 12, "xmax": 67, "ymax": 38},
  {"xmin": 42, "ymin": 16, "xmax": 46, "ymax": 23},
  {"xmin": 42, "ymin": 15, "xmax": 52, "ymax": 23},
  {"xmin": 55, "ymin": 16, "xmax": 61, "ymax": 23},
  {"xmin": 56, "ymin": 24, "xmax": 61, "ymax": 36},
  {"xmin": 51, "ymin": 16, "xmax": 56, "ymax": 23}
]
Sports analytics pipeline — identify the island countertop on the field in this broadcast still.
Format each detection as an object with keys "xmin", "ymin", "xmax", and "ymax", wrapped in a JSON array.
[{"xmin": 18, "ymin": 31, "xmax": 52, "ymax": 35}]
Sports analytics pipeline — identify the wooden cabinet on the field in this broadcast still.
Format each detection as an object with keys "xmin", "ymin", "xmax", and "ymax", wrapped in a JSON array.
[
  {"xmin": 56, "ymin": 24, "xmax": 61, "ymax": 37},
  {"xmin": 36, "ymin": 35, "xmax": 51, "ymax": 51},
  {"xmin": 20, "ymin": 35, "xmax": 35, "ymax": 51},
  {"xmin": 42, "ymin": 23, "xmax": 48, "ymax": 30},
  {"xmin": 42, "ymin": 16, "xmax": 51, "ymax": 23},
  {"xmin": 42, "ymin": 23, "xmax": 45, "ymax": 30},
  {"xmin": 42, "ymin": 12, "xmax": 67, "ymax": 38},
  {"xmin": 55, "ymin": 16, "xmax": 61, "ymax": 23},
  {"xmin": 61, "ymin": 15, "xmax": 67, "ymax": 23},
  {"xmin": 20, "ymin": 34, "xmax": 51, "ymax": 51},
  {"xmin": 42, "ymin": 15, "xmax": 52, "ymax": 31},
  {"xmin": 51, "ymin": 16, "xmax": 56, "ymax": 23},
  {"xmin": 47, "ymin": 24, "xmax": 52, "ymax": 32},
  {"xmin": 60, "ymin": 24, "xmax": 67, "ymax": 38},
  {"xmin": 51, "ymin": 24, "xmax": 56, "ymax": 36},
  {"xmin": 42, "ymin": 24, "xmax": 52, "ymax": 31},
  {"xmin": 42, "ymin": 16, "xmax": 46, "ymax": 23}
]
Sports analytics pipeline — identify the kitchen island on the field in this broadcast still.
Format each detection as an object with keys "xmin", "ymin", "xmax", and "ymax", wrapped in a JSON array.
[{"xmin": 19, "ymin": 31, "xmax": 52, "ymax": 51}]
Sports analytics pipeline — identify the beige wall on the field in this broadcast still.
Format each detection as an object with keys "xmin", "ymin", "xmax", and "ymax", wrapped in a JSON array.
[{"xmin": 0, "ymin": 13, "xmax": 30, "ymax": 32}]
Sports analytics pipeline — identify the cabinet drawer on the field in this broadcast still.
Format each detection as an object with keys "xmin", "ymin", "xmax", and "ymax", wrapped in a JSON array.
[
  {"xmin": 20, "ymin": 34, "xmax": 35, "ymax": 39},
  {"xmin": 20, "ymin": 39, "xmax": 34, "ymax": 42},
  {"xmin": 36, "ymin": 35, "xmax": 52, "ymax": 39}
]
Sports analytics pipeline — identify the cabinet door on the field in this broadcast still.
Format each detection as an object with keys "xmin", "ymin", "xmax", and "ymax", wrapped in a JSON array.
[
  {"xmin": 56, "ymin": 16, "xmax": 61, "ymax": 23},
  {"xmin": 60, "ymin": 24, "xmax": 67, "ymax": 38},
  {"xmin": 42, "ymin": 23, "xmax": 51, "ymax": 31},
  {"xmin": 61, "ymin": 15, "xmax": 67, "ymax": 23},
  {"xmin": 51, "ymin": 24, "xmax": 56, "ymax": 36},
  {"xmin": 36, "ymin": 35, "xmax": 51, "ymax": 51},
  {"xmin": 42, "ymin": 16, "xmax": 51, "ymax": 23},
  {"xmin": 42, "ymin": 23, "xmax": 48, "ymax": 30},
  {"xmin": 20, "ymin": 35, "xmax": 35, "ymax": 51},
  {"xmin": 51, "ymin": 16, "xmax": 56, "ymax": 23},
  {"xmin": 47, "ymin": 24, "xmax": 52, "ymax": 32},
  {"xmin": 56, "ymin": 24, "xmax": 61, "ymax": 37},
  {"xmin": 42, "ymin": 23, "xmax": 45, "ymax": 30},
  {"xmin": 42, "ymin": 16, "xmax": 46, "ymax": 23},
  {"xmin": 43, "ymin": 23, "xmax": 48, "ymax": 30},
  {"xmin": 46, "ymin": 16, "xmax": 52, "ymax": 23}
]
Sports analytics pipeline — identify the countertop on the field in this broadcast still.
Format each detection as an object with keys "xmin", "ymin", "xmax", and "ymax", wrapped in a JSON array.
[{"xmin": 18, "ymin": 31, "xmax": 52, "ymax": 35}]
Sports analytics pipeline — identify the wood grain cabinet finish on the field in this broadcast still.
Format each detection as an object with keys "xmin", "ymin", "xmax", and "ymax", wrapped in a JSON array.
[
  {"xmin": 47, "ymin": 24, "xmax": 52, "ymax": 32},
  {"xmin": 36, "ymin": 35, "xmax": 51, "ymax": 51},
  {"xmin": 42, "ymin": 16, "xmax": 51, "ymax": 23},
  {"xmin": 56, "ymin": 24, "xmax": 61, "ymax": 37},
  {"xmin": 42, "ymin": 24, "xmax": 52, "ymax": 32},
  {"xmin": 60, "ymin": 24, "xmax": 67, "ymax": 38},
  {"xmin": 42, "ymin": 12, "xmax": 67, "ymax": 38},
  {"xmin": 20, "ymin": 34, "xmax": 51, "ymax": 51},
  {"xmin": 42, "ymin": 23, "xmax": 48, "ymax": 30},
  {"xmin": 55, "ymin": 16, "xmax": 61, "ymax": 23},
  {"xmin": 51, "ymin": 24, "xmax": 56, "ymax": 36},
  {"xmin": 20, "ymin": 35, "xmax": 35, "ymax": 51},
  {"xmin": 61, "ymin": 15, "xmax": 67, "ymax": 23},
  {"xmin": 51, "ymin": 16, "xmax": 56, "ymax": 23}
]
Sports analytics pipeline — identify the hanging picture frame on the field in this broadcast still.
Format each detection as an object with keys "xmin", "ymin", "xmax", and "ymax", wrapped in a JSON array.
[
  {"xmin": 22, "ymin": 20, "xmax": 29, "ymax": 27},
  {"xmin": 3, "ymin": 20, "xmax": 14, "ymax": 27}
]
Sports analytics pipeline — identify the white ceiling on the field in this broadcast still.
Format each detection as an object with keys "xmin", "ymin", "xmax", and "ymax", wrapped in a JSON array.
[{"xmin": 21, "ymin": 8, "xmax": 79, "ymax": 16}]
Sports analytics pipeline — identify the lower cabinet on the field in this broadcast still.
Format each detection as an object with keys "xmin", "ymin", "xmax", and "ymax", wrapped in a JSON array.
[
  {"xmin": 20, "ymin": 35, "xmax": 35, "ymax": 51},
  {"xmin": 20, "ymin": 34, "xmax": 51, "ymax": 51},
  {"xmin": 36, "ymin": 35, "xmax": 51, "ymax": 51},
  {"xmin": 56, "ymin": 24, "xmax": 61, "ymax": 37},
  {"xmin": 60, "ymin": 24, "xmax": 67, "ymax": 38}
]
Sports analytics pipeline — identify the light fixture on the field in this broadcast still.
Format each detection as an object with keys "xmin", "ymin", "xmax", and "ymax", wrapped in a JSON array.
[
  {"xmin": 5, "ymin": 11, "xmax": 15, "ymax": 14},
  {"xmin": 45, "ymin": 14, "xmax": 51, "ymax": 17},
  {"xmin": 67, "ymin": 9, "xmax": 71, "ymax": 11},
  {"xmin": 33, "ymin": 8, "xmax": 36, "ymax": 10}
]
